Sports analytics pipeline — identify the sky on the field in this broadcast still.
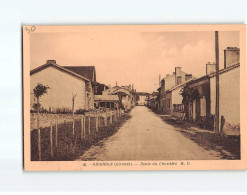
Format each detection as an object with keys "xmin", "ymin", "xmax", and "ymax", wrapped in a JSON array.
[{"xmin": 30, "ymin": 30, "xmax": 239, "ymax": 93}]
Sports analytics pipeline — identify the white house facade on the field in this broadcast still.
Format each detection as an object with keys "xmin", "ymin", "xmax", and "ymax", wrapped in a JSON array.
[
  {"xmin": 210, "ymin": 63, "xmax": 240, "ymax": 126},
  {"xmin": 30, "ymin": 60, "xmax": 94, "ymax": 112}
]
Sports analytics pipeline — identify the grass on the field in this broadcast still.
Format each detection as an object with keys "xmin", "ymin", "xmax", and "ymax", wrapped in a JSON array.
[
  {"xmin": 159, "ymin": 115, "xmax": 240, "ymax": 160},
  {"xmin": 31, "ymin": 114, "xmax": 131, "ymax": 161}
]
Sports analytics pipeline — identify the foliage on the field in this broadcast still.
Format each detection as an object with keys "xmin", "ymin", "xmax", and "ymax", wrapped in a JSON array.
[
  {"xmin": 33, "ymin": 83, "xmax": 50, "ymax": 113},
  {"xmin": 135, "ymin": 94, "xmax": 140, "ymax": 101},
  {"xmin": 180, "ymin": 87, "xmax": 200, "ymax": 102},
  {"xmin": 33, "ymin": 83, "xmax": 50, "ymax": 99},
  {"xmin": 180, "ymin": 86, "xmax": 200, "ymax": 120},
  {"xmin": 33, "ymin": 103, "xmax": 41, "ymax": 110},
  {"xmin": 75, "ymin": 109, "xmax": 88, "ymax": 114}
]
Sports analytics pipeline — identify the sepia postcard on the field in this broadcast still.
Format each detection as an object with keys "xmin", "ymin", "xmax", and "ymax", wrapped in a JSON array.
[{"xmin": 23, "ymin": 24, "xmax": 247, "ymax": 171}]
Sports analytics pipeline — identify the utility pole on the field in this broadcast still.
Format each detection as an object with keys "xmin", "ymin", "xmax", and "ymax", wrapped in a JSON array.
[
  {"xmin": 215, "ymin": 31, "xmax": 220, "ymax": 134},
  {"xmin": 159, "ymin": 74, "xmax": 161, "ymax": 87}
]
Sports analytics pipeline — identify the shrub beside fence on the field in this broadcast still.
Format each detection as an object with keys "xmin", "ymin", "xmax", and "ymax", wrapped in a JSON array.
[{"xmin": 31, "ymin": 109, "xmax": 124, "ymax": 161}]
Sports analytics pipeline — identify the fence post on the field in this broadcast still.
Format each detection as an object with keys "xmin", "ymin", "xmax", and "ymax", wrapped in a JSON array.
[
  {"xmin": 38, "ymin": 128, "xmax": 41, "ymax": 161},
  {"xmin": 96, "ymin": 112, "xmax": 99, "ymax": 132},
  {"xmin": 88, "ymin": 112, "xmax": 91, "ymax": 134},
  {"xmin": 50, "ymin": 122, "xmax": 53, "ymax": 158},
  {"xmin": 83, "ymin": 115, "xmax": 86, "ymax": 138},
  {"xmin": 110, "ymin": 111, "xmax": 112, "ymax": 124},
  {"xmin": 72, "ymin": 119, "xmax": 75, "ymax": 137},
  {"xmin": 220, "ymin": 116, "xmax": 225, "ymax": 136},
  {"xmin": 81, "ymin": 116, "xmax": 84, "ymax": 140},
  {"xmin": 100, "ymin": 112, "xmax": 102, "ymax": 128},
  {"xmin": 105, "ymin": 112, "xmax": 107, "ymax": 127},
  {"xmin": 55, "ymin": 120, "xmax": 58, "ymax": 147}
]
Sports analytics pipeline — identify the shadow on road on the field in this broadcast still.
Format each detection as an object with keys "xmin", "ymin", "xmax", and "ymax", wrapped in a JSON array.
[
  {"xmin": 159, "ymin": 115, "xmax": 240, "ymax": 160},
  {"xmin": 71, "ymin": 113, "xmax": 132, "ymax": 161}
]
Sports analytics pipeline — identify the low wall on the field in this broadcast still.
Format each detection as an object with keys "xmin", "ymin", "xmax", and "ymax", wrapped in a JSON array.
[
  {"xmin": 172, "ymin": 111, "xmax": 184, "ymax": 119},
  {"xmin": 30, "ymin": 109, "xmax": 123, "ymax": 131},
  {"xmin": 30, "ymin": 113, "xmax": 83, "ymax": 131}
]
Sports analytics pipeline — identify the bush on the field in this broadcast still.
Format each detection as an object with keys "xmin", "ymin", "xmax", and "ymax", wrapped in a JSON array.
[{"xmin": 75, "ymin": 109, "xmax": 88, "ymax": 115}]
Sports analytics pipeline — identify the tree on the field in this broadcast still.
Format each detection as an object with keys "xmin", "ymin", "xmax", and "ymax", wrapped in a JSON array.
[
  {"xmin": 33, "ymin": 83, "xmax": 50, "ymax": 112},
  {"xmin": 33, "ymin": 83, "xmax": 50, "ymax": 161},
  {"xmin": 180, "ymin": 86, "xmax": 199, "ymax": 121},
  {"xmin": 72, "ymin": 93, "xmax": 77, "ymax": 115},
  {"xmin": 72, "ymin": 93, "xmax": 77, "ymax": 137}
]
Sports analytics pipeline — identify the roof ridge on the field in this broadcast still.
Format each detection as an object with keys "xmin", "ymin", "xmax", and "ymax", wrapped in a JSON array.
[
  {"xmin": 30, "ymin": 63, "xmax": 90, "ymax": 82},
  {"xmin": 63, "ymin": 65, "xmax": 94, "ymax": 67}
]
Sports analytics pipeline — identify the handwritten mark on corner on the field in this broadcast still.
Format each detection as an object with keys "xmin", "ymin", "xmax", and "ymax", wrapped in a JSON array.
[{"xmin": 25, "ymin": 26, "xmax": 36, "ymax": 34}]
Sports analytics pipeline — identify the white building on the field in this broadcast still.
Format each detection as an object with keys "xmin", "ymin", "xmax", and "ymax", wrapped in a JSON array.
[
  {"xmin": 183, "ymin": 47, "xmax": 240, "ymax": 128},
  {"xmin": 137, "ymin": 92, "xmax": 149, "ymax": 106},
  {"xmin": 30, "ymin": 60, "xmax": 95, "ymax": 112},
  {"xmin": 210, "ymin": 63, "xmax": 240, "ymax": 126}
]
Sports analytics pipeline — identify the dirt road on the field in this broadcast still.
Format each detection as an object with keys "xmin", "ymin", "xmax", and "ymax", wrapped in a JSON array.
[{"xmin": 77, "ymin": 106, "xmax": 221, "ymax": 161}]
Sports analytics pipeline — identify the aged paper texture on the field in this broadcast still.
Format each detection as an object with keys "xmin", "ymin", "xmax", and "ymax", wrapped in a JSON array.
[{"xmin": 23, "ymin": 25, "xmax": 247, "ymax": 171}]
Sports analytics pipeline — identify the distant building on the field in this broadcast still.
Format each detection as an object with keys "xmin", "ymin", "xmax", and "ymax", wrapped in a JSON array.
[
  {"xmin": 158, "ymin": 67, "xmax": 194, "ymax": 112},
  {"xmin": 94, "ymin": 82, "xmax": 109, "ymax": 95},
  {"xmin": 147, "ymin": 91, "xmax": 159, "ymax": 110},
  {"xmin": 30, "ymin": 60, "xmax": 95, "ymax": 112},
  {"xmin": 97, "ymin": 85, "xmax": 136, "ymax": 111},
  {"xmin": 94, "ymin": 94, "xmax": 119, "ymax": 109},
  {"xmin": 164, "ymin": 79, "xmax": 193, "ymax": 118},
  {"xmin": 136, "ymin": 92, "xmax": 150, "ymax": 106}
]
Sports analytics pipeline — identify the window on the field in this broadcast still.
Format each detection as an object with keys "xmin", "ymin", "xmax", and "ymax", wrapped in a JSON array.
[{"xmin": 173, "ymin": 104, "xmax": 184, "ymax": 112}]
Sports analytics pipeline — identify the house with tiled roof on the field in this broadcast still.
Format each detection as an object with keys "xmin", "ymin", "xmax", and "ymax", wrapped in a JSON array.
[
  {"xmin": 63, "ymin": 66, "xmax": 96, "ymax": 83},
  {"xmin": 163, "ymin": 78, "xmax": 194, "ymax": 118},
  {"xmin": 96, "ymin": 84, "xmax": 136, "ymax": 111},
  {"xmin": 30, "ymin": 60, "xmax": 96, "ymax": 112},
  {"xmin": 158, "ymin": 67, "xmax": 195, "ymax": 112}
]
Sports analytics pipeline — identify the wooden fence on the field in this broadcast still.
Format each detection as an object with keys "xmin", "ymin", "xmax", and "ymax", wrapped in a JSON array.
[{"xmin": 31, "ymin": 109, "xmax": 123, "ymax": 161}]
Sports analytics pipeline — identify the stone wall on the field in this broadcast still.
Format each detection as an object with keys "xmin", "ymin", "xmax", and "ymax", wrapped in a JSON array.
[{"xmin": 30, "ymin": 113, "xmax": 83, "ymax": 131}]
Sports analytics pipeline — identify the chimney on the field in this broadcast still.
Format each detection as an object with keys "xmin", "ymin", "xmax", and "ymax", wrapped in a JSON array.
[
  {"xmin": 175, "ymin": 67, "xmax": 182, "ymax": 76},
  {"xmin": 224, "ymin": 47, "xmax": 240, "ymax": 68},
  {"xmin": 47, "ymin": 60, "xmax": 56, "ymax": 64},
  {"xmin": 185, "ymin": 74, "xmax": 192, "ymax": 81},
  {"xmin": 175, "ymin": 67, "xmax": 182, "ymax": 85},
  {"xmin": 206, "ymin": 62, "xmax": 216, "ymax": 75}
]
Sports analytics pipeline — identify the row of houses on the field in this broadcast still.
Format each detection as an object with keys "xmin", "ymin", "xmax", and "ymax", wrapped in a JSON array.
[
  {"xmin": 30, "ymin": 60, "xmax": 136, "ymax": 113},
  {"xmin": 94, "ymin": 84, "xmax": 137, "ymax": 111},
  {"xmin": 147, "ymin": 47, "xmax": 240, "ymax": 129}
]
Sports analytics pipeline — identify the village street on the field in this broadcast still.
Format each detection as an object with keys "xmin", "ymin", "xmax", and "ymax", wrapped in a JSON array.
[{"xmin": 78, "ymin": 106, "xmax": 221, "ymax": 161}]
